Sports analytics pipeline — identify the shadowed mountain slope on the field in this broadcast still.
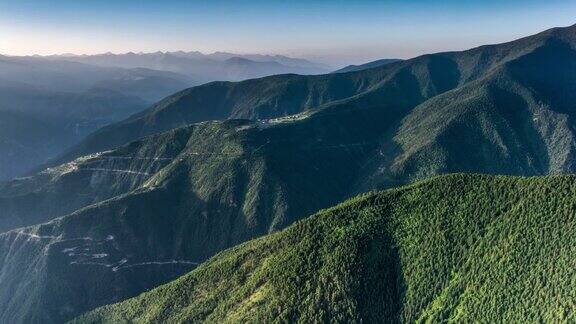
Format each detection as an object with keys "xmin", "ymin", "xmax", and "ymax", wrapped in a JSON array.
[
  {"xmin": 0, "ymin": 82, "xmax": 148, "ymax": 180},
  {"xmin": 0, "ymin": 111, "xmax": 68, "ymax": 182},
  {"xmin": 0, "ymin": 56, "xmax": 193, "ymax": 101}
]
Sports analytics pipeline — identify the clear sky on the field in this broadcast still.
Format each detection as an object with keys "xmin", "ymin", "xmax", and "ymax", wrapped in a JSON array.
[{"xmin": 1, "ymin": 0, "xmax": 575, "ymax": 66}]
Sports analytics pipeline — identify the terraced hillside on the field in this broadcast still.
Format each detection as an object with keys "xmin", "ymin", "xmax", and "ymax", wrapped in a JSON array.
[{"xmin": 77, "ymin": 174, "xmax": 576, "ymax": 323}]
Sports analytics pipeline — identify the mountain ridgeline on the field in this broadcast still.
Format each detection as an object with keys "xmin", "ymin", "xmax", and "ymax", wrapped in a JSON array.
[
  {"xmin": 1, "ymin": 24, "xmax": 576, "ymax": 323},
  {"xmin": 0, "ymin": 51, "xmax": 326, "ymax": 180},
  {"xmin": 332, "ymin": 58, "xmax": 403, "ymax": 73},
  {"xmin": 51, "ymin": 23, "xmax": 576, "ymax": 173}
]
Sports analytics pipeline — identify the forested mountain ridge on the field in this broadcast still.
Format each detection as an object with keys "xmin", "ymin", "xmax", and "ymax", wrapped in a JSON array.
[
  {"xmin": 0, "ymin": 127, "xmax": 188, "ymax": 232},
  {"xmin": 1, "ymin": 46, "xmax": 456, "ymax": 235},
  {"xmin": 77, "ymin": 174, "xmax": 576, "ymax": 323}
]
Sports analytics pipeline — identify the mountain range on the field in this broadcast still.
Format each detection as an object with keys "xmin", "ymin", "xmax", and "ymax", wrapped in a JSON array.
[
  {"xmin": 45, "ymin": 51, "xmax": 331, "ymax": 83},
  {"xmin": 1, "ymin": 24, "xmax": 576, "ymax": 323},
  {"xmin": 0, "ymin": 55, "xmax": 194, "ymax": 97},
  {"xmin": 0, "ymin": 55, "xmax": 196, "ymax": 180}
]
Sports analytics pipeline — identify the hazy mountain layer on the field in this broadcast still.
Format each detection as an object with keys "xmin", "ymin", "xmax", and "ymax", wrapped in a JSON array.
[
  {"xmin": 0, "ymin": 56, "xmax": 193, "ymax": 100},
  {"xmin": 47, "ymin": 51, "xmax": 330, "ymax": 83},
  {"xmin": 90, "ymin": 68, "xmax": 194, "ymax": 102},
  {"xmin": 0, "ymin": 84, "xmax": 147, "ymax": 132},
  {"xmin": 0, "ymin": 57, "xmax": 193, "ymax": 180},
  {"xmin": 75, "ymin": 174, "xmax": 576, "ymax": 323},
  {"xmin": 0, "ymin": 83, "xmax": 148, "ymax": 180}
]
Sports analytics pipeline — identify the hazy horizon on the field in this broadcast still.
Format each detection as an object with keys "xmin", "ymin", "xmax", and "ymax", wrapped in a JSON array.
[{"xmin": 1, "ymin": 0, "xmax": 576, "ymax": 67}]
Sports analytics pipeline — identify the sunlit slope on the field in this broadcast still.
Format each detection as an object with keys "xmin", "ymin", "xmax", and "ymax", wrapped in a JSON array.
[{"xmin": 77, "ymin": 174, "xmax": 576, "ymax": 323}]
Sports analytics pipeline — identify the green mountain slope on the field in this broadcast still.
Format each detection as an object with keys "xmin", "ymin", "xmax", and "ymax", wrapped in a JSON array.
[
  {"xmin": 0, "ymin": 108, "xmax": 426, "ymax": 323},
  {"xmin": 2, "ymin": 24, "xmax": 576, "ymax": 323},
  {"xmin": 75, "ymin": 174, "xmax": 576, "ymax": 323},
  {"xmin": 50, "ymin": 67, "xmax": 392, "ymax": 165}
]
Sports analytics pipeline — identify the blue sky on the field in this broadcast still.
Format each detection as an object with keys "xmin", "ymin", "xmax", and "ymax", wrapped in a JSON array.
[{"xmin": 0, "ymin": 0, "xmax": 575, "ymax": 66}]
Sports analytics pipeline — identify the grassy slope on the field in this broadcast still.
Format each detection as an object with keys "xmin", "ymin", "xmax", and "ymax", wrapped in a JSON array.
[{"xmin": 76, "ymin": 174, "xmax": 576, "ymax": 323}]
